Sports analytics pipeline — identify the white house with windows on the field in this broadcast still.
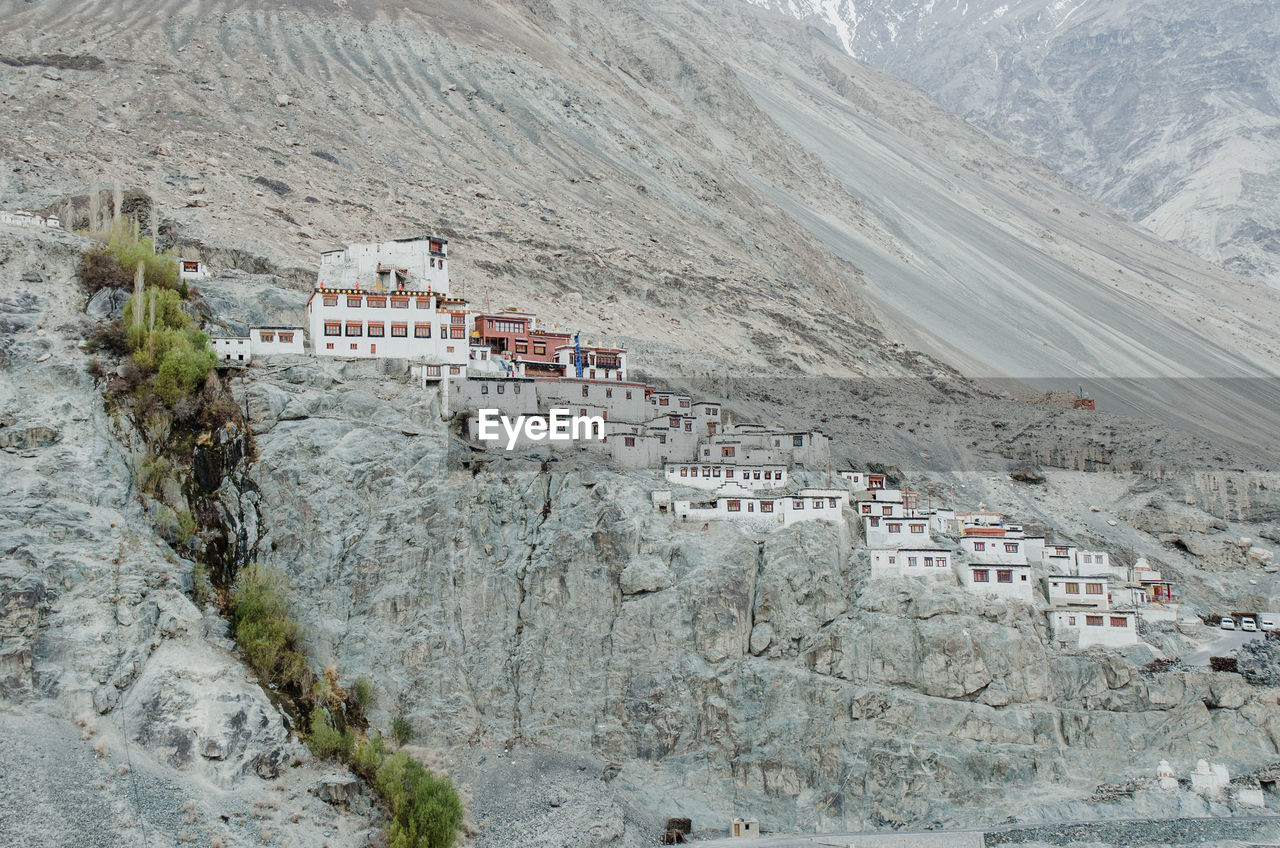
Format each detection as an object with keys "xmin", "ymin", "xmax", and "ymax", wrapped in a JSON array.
[
  {"xmin": 1041, "ymin": 543, "xmax": 1079, "ymax": 573},
  {"xmin": 306, "ymin": 288, "xmax": 473, "ymax": 364},
  {"xmin": 960, "ymin": 536, "xmax": 1029, "ymax": 565},
  {"xmin": 673, "ymin": 489, "xmax": 848, "ymax": 529},
  {"xmin": 1048, "ymin": 608, "xmax": 1139, "ymax": 648},
  {"xmin": 553, "ymin": 343, "xmax": 629, "ymax": 382},
  {"xmin": 838, "ymin": 471, "xmax": 887, "ymax": 492},
  {"xmin": 178, "ymin": 259, "xmax": 208, "ymax": 280},
  {"xmin": 870, "ymin": 548, "xmax": 955, "ymax": 580},
  {"xmin": 210, "ymin": 336, "xmax": 252, "ymax": 364},
  {"xmin": 249, "ymin": 327, "xmax": 305, "ymax": 355},
  {"xmin": 1046, "ymin": 575, "xmax": 1111, "ymax": 609},
  {"xmin": 863, "ymin": 514, "xmax": 932, "ymax": 548},
  {"xmin": 962, "ymin": 562, "xmax": 1035, "ymax": 601},
  {"xmin": 317, "ymin": 236, "xmax": 449, "ymax": 291},
  {"xmin": 665, "ymin": 463, "xmax": 788, "ymax": 492}
]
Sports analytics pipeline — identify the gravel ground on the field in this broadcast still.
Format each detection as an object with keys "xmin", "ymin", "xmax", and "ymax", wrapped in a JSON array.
[{"xmin": 986, "ymin": 816, "xmax": 1280, "ymax": 846}]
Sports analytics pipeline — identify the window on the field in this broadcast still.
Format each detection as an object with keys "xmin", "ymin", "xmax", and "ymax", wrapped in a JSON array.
[
  {"xmin": 1067, "ymin": 615, "xmax": 1076, "ymax": 626},
  {"xmin": 279, "ymin": 332, "xmax": 293, "ymax": 343},
  {"xmin": 908, "ymin": 557, "xmax": 918, "ymax": 568},
  {"xmin": 391, "ymin": 297, "xmax": 409, "ymax": 309},
  {"xmin": 325, "ymin": 342, "xmax": 334, "ymax": 350},
  {"xmin": 1086, "ymin": 583, "xmax": 1103, "ymax": 595},
  {"xmin": 497, "ymin": 384, "xmax": 505, "ymax": 394},
  {"xmin": 725, "ymin": 469, "xmax": 734, "ymax": 478},
  {"xmin": 861, "ymin": 504, "xmax": 872, "ymax": 514},
  {"xmin": 513, "ymin": 385, "xmax": 521, "ymax": 394},
  {"xmin": 582, "ymin": 385, "xmax": 590, "ymax": 397},
  {"xmin": 882, "ymin": 506, "xmax": 893, "ymax": 516},
  {"xmin": 450, "ymin": 326, "xmax": 464, "ymax": 339},
  {"xmin": 679, "ymin": 399, "xmax": 690, "ymax": 408},
  {"xmin": 367, "ymin": 296, "xmax": 386, "ymax": 308},
  {"xmin": 606, "ymin": 388, "xmax": 613, "ymax": 399},
  {"xmin": 1004, "ymin": 543, "xmax": 1019, "ymax": 553},
  {"xmin": 793, "ymin": 435, "xmax": 804, "ymax": 447},
  {"xmin": 449, "ymin": 366, "xmax": 460, "ymax": 375},
  {"xmin": 1110, "ymin": 616, "xmax": 1128, "ymax": 628},
  {"xmin": 812, "ymin": 499, "xmax": 823, "ymax": 508},
  {"xmin": 997, "ymin": 570, "xmax": 1012, "ymax": 583},
  {"xmin": 910, "ymin": 524, "xmax": 925, "ymax": 534},
  {"xmin": 973, "ymin": 541, "xmax": 986, "ymax": 551},
  {"xmin": 414, "ymin": 324, "xmax": 431, "ymax": 338},
  {"xmin": 680, "ymin": 467, "xmax": 687, "ymax": 477},
  {"xmin": 923, "ymin": 557, "xmax": 933, "ymax": 567},
  {"xmin": 763, "ymin": 471, "xmax": 772, "ymax": 480},
  {"xmin": 515, "ymin": 341, "xmax": 528, "ymax": 354},
  {"xmin": 727, "ymin": 500, "xmax": 741, "ymax": 512},
  {"xmin": 706, "ymin": 407, "xmax": 718, "ymax": 416},
  {"xmin": 973, "ymin": 569, "xmax": 989, "ymax": 583},
  {"xmin": 753, "ymin": 471, "xmax": 761, "ymax": 480},
  {"xmin": 722, "ymin": 446, "xmax": 735, "ymax": 458},
  {"xmin": 713, "ymin": 467, "xmax": 721, "ymax": 477},
  {"xmin": 684, "ymin": 421, "xmax": 692, "ymax": 432},
  {"xmin": 669, "ymin": 417, "xmax": 680, "ymax": 427},
  {"xmin": 347, "ymin": 296, "xmax": 362, "ymax": 307},
  {"xmin": 761, "ymin": 501, "xmax": 773, "ymax": 513},
  {"xmin": 624, "ymin": 436, "xmax": 635, "ymax": 447},
  {"xmin": 1086, "ymin": 615, "xmax": 1104, "ymax": 627},
  {"xmin": 416, "ymin": 297, "xmax": 431, "ymax": 309},
  {"xmin": 793, "ymin": 499, "xmax": 804, "ymax": 510},
  {"xmin": 869, "ymin": 516, "xmax": 880, "ymax": 527},
  {"xmin": 533, "ymin": 343, "xmax": 546, "ymax": 355},
  {"xmin": 391, "ymin": 323, "xmax": 407, "ymax": 337},
  {"xmin": 324, "ymin": 322, "xmax": 341, "ymax": 337},
  {"xmin": 480, "ymin": 384, "xmax": 489, "ymax": 394},
  {"xmin": 323, "ymin": 294, "xmax": 338, "ymax": 307},
  {"xmin": 367, "ymin": 322, "xmax": 384, "ymax": 337},
  {"xmin": 345, "ymin": 322, "xmax": 362, "ymax": 336},
  {"xmin": 887, "ymin": 523, "xmax": 901, "ymax": 533},
  {"xmin": 1065, "ymin": 582, "xmax": 1079, "ymax": 594},
  {"xmin": 829, "ymin": 498, "xmax": 837, "ymax": 508},
  {"xmin": 625, "ymin": 390, "xmax": 632, "ymax": 399},
  {"xmin": 350, "ymin": 343, "xmax": 358, "ymax": 350},
  {"xmin": 451, "ymin": 314, "xmax": 464, "ymax": 325},
  {"xmin": 659, "ymin": 397, "xmax": 669, "ymax": 406}
]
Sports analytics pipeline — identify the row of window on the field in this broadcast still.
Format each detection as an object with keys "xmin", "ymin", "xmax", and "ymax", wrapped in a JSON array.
[
  {"xmin": 1066, "ymin": 614, "xmax": 1130, "ymax": 628},
  {"xmin": 861, "ymin": 504, "xmax": 899, "ymax": 516},
  {"xmin": 322, "ymin": 294, "xmax": 432, "ymax": 309},
  {"xmin": 889, "ymin": 555, "xmax": 948, "ymax": 568},
  {"xmin": 1056, "ymin": 582, "xmax": 1104, "ymax": 595},
  {"xmin": 323, "ymin": 321, "xmax": 466, "ymax": 339},
  {"xmin": 256, "ymin": 331, "xmax": 295, "ymax": 344},
  {"xmin": 725, "ymin": 497, "xmax": 838, "ymax": 512},
  {"xmin": 676, "ymin": 466, "xmax": 783, "ymax": 481},
  {"xmin": 971, "ymin": 541, "xmax": 1021, "ymax": 553},
  {"xmin": 870, "ymin": 519, "xmax": 928, "ymax": 533},
  {"xmin": 972, "ymin": 568, "xmax": 1022, "ymax": 583},
  {"xmin": 478, "ymin": 383, "xmax": 522, "ymax": 395}
]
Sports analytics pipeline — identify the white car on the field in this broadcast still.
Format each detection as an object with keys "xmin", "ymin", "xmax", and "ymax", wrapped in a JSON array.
[
  {"xmin": 1261, "ymin": 616, "xmax": 1277, "ymax": 631},
  {"xmin": 1241, "ymin": 617, "xmax": 1258, "ymax": 632},
  {"xmin": 1220, "ymin": 617, "xmax": 1236, "ymax": 630}
]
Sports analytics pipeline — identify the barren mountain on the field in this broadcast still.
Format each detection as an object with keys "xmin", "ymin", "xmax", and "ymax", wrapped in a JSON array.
[
  {"xmin": 746, "ymin": 0, "xmax": 1280, "ymax": 286},
  {"xmin": 3, "ymin": 1, "xmax": 1280, "ymax": 847}
]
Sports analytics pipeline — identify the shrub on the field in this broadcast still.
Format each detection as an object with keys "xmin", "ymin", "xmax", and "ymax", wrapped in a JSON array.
[
  {"xmin": 153, "ymin": 342, "xmax": 217, "ymax": 406},
  {"xmin": 231, "ymin": 564, "xmax": 308, "ymax": 692},
  {"xmin": 77, "ymin": 245, "xmax": 134, "ymax": 294},
  {"xmin": 373, "ymin": 753, "xmax": 464, "ymax": 848},
  {"xmin": 353, "ymin": 677, "xmax": 375, "ymax": 713},
  {"xmin": 307, "ymin": 707, "xmax": 355, "ymax": 760},
  {"xmin": 85, "ymin": 321, "xmax": 129, "ymax": 356},
  {"xmin": 391, "ymin": 714, "xmax": 413, "ymax": 746}
]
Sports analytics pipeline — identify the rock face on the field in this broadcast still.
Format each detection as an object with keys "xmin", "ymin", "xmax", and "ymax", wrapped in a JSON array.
[
  {"xmin": 748, "ymin": 0, "xmax": 1280, "ymax": 288},
  {"xmin": 0, "ymin": 232, "xmax": 379, "ymax": 847},
  {"xmin": 226, "ymin": 349, "xmax": 1280, "ymax": 836}
]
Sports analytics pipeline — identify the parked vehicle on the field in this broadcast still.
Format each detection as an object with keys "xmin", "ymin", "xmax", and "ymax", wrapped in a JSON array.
[
  {"xmin": 1241, "ymin": 617, "xmax": 1258, "ymax": 632},
  {"xmin": 1220, "ymin": 617, "xmax": 1236, "ymax": 630},
  {"xmin": 1261, "ymin": 616, "xmax": 1277, "ymax": 631}
]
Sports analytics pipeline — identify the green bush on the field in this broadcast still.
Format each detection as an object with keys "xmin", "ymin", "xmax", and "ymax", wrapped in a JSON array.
[
  {"xmin": 353, "ymin": 677, "xmax": 375, "ymax": 713},
  {"xmin": 374, "ymin": 752, "xmax": 465, "ymax": 848},
  {"xmin": 105, "ymin": 217, "xmax": 179, "ymax": 291},
  {"xmin": 308, "ymin": 707, "xmax": 355, "ymax": 760},
  {"xmin": 391, "ymin": 714, "xmax": 413, "ymax": 746},
  {"xmin": 121, "ymin": 288, "xmax": 215, "ymax": 406},
  {"xmin": 231, "ymin": 563, "xmax": 308, "ymax": 692}
]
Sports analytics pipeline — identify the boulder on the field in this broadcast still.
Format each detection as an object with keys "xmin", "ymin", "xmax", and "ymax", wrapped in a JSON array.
[{"xmin": 86, "ymin": 287, "xmax": 130, "ymax": 321}]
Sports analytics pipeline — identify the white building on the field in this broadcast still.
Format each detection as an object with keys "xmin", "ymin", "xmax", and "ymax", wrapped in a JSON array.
[
  {"xmin": 838, "ymin": 470, "xmax": 887, "ymax": 492},
  {"xmin": 1047, "ymin": 608, "xmax": 1139, "ymax": 648},
  {"xmin": 317, "ymin": 236, "xmax": 449, "ymax": 291},
  {"xmin": 869, "ymin": 548, "xmax": 955, "ymax": 580},
  {"xmin": 250, "ymin": 327, "xmax": 304, "ymax": 355},
  {"xmin": 553, "ymin": 342, "xmax": 629, "ymax": 382},
  {"xmin": 1042, "ymin": 543, "xmax": 1079, "ymax": 573},
  {"xmin": 307, "ymin": 288, "xmax": 473, "ymax": 365},
  {"xmin": 209, "ymin": 336, "xmax": 252, "ymax": 364},
  {"xmin": 179, "ymin": 259, "xmax": 208, "ymax": 280},
  {"xmin": 673, "ymin": 489, "xmax": 848, "ymax": 529},
  {"xmin": 862, "ymin": 514, "xmax": 931, "ymax": 548},
  {"xmin": 1046, "ymin": 575, "xmax": 1111, "ymax": 609},
  {"xmin": 729, "ymin": 818, "xmax": 760, "ymax": 839},
  {"xmin": 961, "ymin": 562, "xmax": 1035, "ymax": 602}
]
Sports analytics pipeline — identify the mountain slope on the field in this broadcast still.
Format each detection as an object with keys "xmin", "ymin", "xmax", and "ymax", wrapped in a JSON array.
[
  {"xmin": 2, "ymin": 0, "xmax": 1279, "ymax": 460},
  {"xmin": 745, "ymin": 0, "xmax": 1280, "ymax": 287}
]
